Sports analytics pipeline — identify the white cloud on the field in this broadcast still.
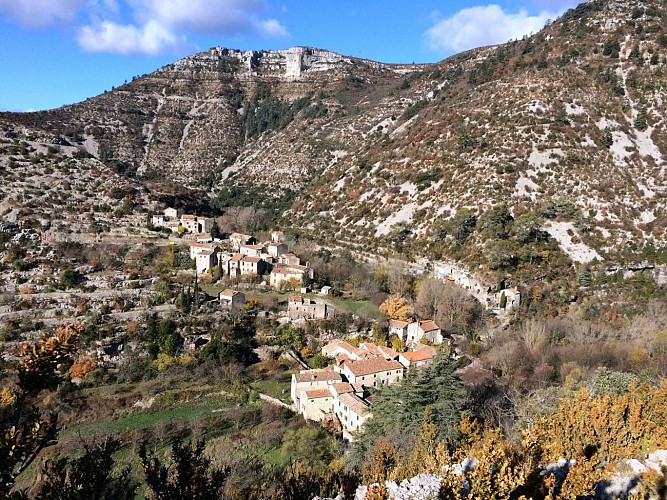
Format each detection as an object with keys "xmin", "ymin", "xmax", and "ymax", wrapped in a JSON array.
[
  {"xmin": 134, "ymin": 0, "xmax": 288, "ymax": 37},
  {"xmin": 0, "ymin": 0, "xmax": 85, "ymax": 27},
  {"xmin": 78, "ymin": 19, "xmax": 184, "ymax": 54},
  {"xmin": 77, "ymin": 0, "xmax": 288, "ymax": 54},
  {"xmin": 425, "ymin": 4, "xmax": 558, "ymax": 54}
]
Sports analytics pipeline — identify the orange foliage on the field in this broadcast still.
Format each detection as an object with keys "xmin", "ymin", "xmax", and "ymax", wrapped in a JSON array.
[{"xmin": 69, "ymin": 356, "xmax": 97, "ymax": 379}]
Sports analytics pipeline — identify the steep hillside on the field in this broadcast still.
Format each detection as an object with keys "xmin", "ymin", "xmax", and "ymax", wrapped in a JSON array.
[
  {"xmin": 282, "ymin": 0, "xmax": 667, "ymax": 268},
  {"xmin": 2, "ymin": 0, "xmax": 667, "ymax": 278}
]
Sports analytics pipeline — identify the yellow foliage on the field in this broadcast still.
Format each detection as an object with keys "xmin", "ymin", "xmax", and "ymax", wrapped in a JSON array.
[
  {"xmin": 440, "ymin": 415, "xmax": 535, "ymax": 500},
  {"xmin": 0, "ymin": 386, "xmax": 17, "ymax": 409},
  {"xmin": 379, "ymin": 295, "xmax": 413, "ymax": 321},
  {"xmin": 363, "ymin": 438, "xmax": 398, "ymax": 485},
  {"xmin": 523, "ymin": 383, "xmax": 667, "ymax": 467},
  {"xmin": 152, "ymin": 353, "xmax": 195, "ymax": 371}
]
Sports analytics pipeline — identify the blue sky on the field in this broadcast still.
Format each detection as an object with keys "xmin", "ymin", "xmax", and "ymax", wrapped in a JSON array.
[{"xmin": 0, "ymin": 0, "xmax": 579, "ymax": 111}]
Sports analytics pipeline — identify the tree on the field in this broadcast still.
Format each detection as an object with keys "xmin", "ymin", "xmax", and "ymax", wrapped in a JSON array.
[
  {"xmin": 139, "ymin": 437, "xmax": 229, "ymax": 500},
  {"xmin": 478, "ymin": 204, "xmax": 513, "ymax": 239},
  {"xmin": 445, "ymin": 209, "xmax": 477, "ymax": 243},
  {"xmin": 1, "ymin": 324, "xmax": 82, "ymax": 497},
  {"xmin": 511, "ymin": 212, "xmax": 546, "ymax": 243},
  {"xmin": 352, "ymin": 353, "xmax": 467, "ymax": 467},
  {"xmin": 416, "ymin": 280, "xmax": 481, "ymax": 336},
  {"xmin": 35, "ymin": 438, "xmax": 137, "ymax": 500},
  {"xmin": 281, "ymin": 426, "xmax": 339, "ymax": 468},
  {"xmin": 60, "ymin": 269, "xmax": 77, "ymax": 289},
  {"xmin": 379, "ymin": 295, "xmax": 413, "ymax": 321},
  {"xmin": 210, "ymin": 220, "xmax": 222, "ymax": 240}
]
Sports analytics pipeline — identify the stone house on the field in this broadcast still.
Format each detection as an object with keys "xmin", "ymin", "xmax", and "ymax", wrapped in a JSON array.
[
  {"xmin": 291, "ymin": 368, "xmax": 342, "ymax": 409},
  {"xmin": 277, "ymin": 253, "xmax": 302, "ymax": 266},
  {"xmin": 240, "ymin": 244, "xmax": 265, "ymax": 258},
  {"xmin": 287, "ymin": 295, "xmax": 334, "ymax": 320},
  {"xmin": 299, "ymin": 389, "xmax": 335, "ymax": 421},
  {"xmin": 190, "ymin": 242, "xmax": 215, "ymax": 260},
  {"xmin": 359, "ymin": 342, "xmax": 400, "ymax": 361},
  {"xmin": 195, "ymin": 249, "xmax": 218, "ymax": 274},
  {"xmin": 335, "ymin": 358, "xmax": 404, "ymax": 387},
  {"xmin": 398, "ymin": 347, "xmax": 436, "ymax": 369},
  {"xmin": 271, "ymin": 230, "xmax": 285, "ymax": 242},
  {"xmin": 334, "ymin": 392, "xmax": 370, "ymax": 435},
  {"xmin": 180, "ymin": 214, "xmax": 199, "ymax": 233},
  {"xmin": 219, "ymin": 289, "xmax": 245, "ymax": 311},
  {"xmin": 270, "ymin": 263, "xmax": 313, "ymax": 288},
  {"xmin": 164, "ymin": 207, "xmax": 179, "ymax": 219},
  {"xmin": 152, "ymin": 214, "xmax": 165, "ymax": 227},
  {"xmin": 198, "ymin": 217, "xmax": 214, "ymax": 234},
  {"xmin": 388, "ymin": 319, "xmax": 410, "ymax": 340},
  {"xmin": 321, "ymin": 340, "xmax": 368, "ymax": 360},
  {"xmin": 267, "ymin": 241, "xmax": 289, "ymax": 257},
  {"xmin": 406, "ymin": 320, "xmax": 443, "ymax": 345},
  {"xmin": 229, "ymin": 232, "xmax": 255, "ymax": 251},
  {"xmin": 228, "ymin": 254, "xmax": 267, "ymax": 278}
]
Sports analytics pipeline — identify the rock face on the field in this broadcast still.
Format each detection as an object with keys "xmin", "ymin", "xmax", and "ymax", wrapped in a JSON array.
[{"xmin": 2, "ymin": 0, "xmax": 667, "ymax": 264}]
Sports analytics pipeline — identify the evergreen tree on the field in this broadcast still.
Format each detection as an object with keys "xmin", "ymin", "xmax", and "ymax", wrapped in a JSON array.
[
  {"xmin": 351, "ymin": 353, "xmax": 466, "ymax": 468},
  {"xmin": 35, "ymin": 438, "xmax": 137, "ymax": 500},
  {"xmin": 139, "ymin": 437, "xmax": 229, "ymax": 500}
]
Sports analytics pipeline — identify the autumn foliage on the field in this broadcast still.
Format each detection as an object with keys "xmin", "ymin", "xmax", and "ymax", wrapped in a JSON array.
[
  {"xmin": 365, "ymin": 381, "xmax": 667, "ymax": 499},
  {"xmin": 378, "ymin": 295, "xmax": 413, "ymax": 321},
  {"xmin": 69, "ymin": 356, "xmax": 97, "ymax": 380}
]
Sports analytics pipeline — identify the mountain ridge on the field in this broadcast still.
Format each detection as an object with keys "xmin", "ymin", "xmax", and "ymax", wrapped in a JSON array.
[{"xmin": 2, "ymin": 0, "xmax": 667, "ymax": 284}]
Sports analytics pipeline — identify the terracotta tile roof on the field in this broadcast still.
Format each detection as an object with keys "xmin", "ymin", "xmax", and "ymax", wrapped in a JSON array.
[
  {"xmin": 220, "ymin": 289, "xmax": 240, "ymax": 297},
  {"xmin": 360, "ymin": 342, "xmax": 399, "ymax": 359},
  {"xmin": 323, "ymin": 340, "xmax": 367, "ymax": 359},
  {"xmin": 241, "ymin": 256, "xmax": 260, "ymax": 263},
  {"xmin": 190, "ymin": 242, "xmax": 210, "ymax": 248},
  {"xmin": 389, "ymin": 319, "xmax": 409, "ymax": 329},
  {"xmin": 181, "ymin": 214, "xmax": 197, "ymax": 220},
  {"xmin": 330, "ymin": 382, "xmax": 355, "ymax": 395},
  {"xmin": 345, "ymin": 358, "xmax": 404, "ymax": 377},
  {"xmin": 293, "ymin": 369, "xmax": 342, "ymax": 383},
  {"xmin": 419, "ymin": 320, "xmax": 440, "ymax": 332},
  {"xmin": 401, "ymin": 350, "xmax": 435, "ymax": 362},
  {"xmin": 303, "ymin": 389, "xmax": 332, "ymax": 399},
  {"xmin": 289, "ymin": 295, "xmax": 303, "ymax": 303},
  {"xmin": 230, "ymin": 253, "xmax": 243, "ymax": 262},
  {"xmin": 337, "ymin": 392, "xmax": 370, "ymax": 416}
]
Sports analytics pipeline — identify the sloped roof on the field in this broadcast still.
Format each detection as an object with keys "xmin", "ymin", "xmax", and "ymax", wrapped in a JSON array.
[
  {"xmin": 293, "ymin": 368, "xmax": 342, "ymax": 383},
  {"xmin": 337, "ymin": 392, "xmax": 370, "ymax": 416},
  {"xmin": 401, "ymin": 349, "xmax": 435, "ymax": 362},
  {"xmin": 419, "ymin": 320, "xmax": 440, "ymax": 332},
  {"xmin": 303, "ymin": 389, "xmax": 332, "ymax": 399},
  {"xmin": 345, "ymin": 358, "xmax": 404, "ymax": 377},
  {"xmin": 389, "ymin": 319, "xmax": 409, "ymax": 329}
]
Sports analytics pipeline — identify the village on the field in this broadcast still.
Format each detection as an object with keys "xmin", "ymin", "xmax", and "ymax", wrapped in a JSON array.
[
  {"xmin": 149, "ymin": 207, "xmax": 527, "ymax": 439},
  {"xmin": 1, "ymin": 204, "xmax": 527, "ymax": 437}
]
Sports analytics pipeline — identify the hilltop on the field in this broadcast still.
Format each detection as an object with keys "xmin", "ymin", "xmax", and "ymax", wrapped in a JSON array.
[{"xmin": 1, "ymin": 0, "xmax": 667, "ymax": 280}]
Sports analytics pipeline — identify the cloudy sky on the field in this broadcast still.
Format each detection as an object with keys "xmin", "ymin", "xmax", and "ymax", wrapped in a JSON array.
[{"xmin": 0, "ymin": 0, "xmax": 579, "ymax": 111}]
